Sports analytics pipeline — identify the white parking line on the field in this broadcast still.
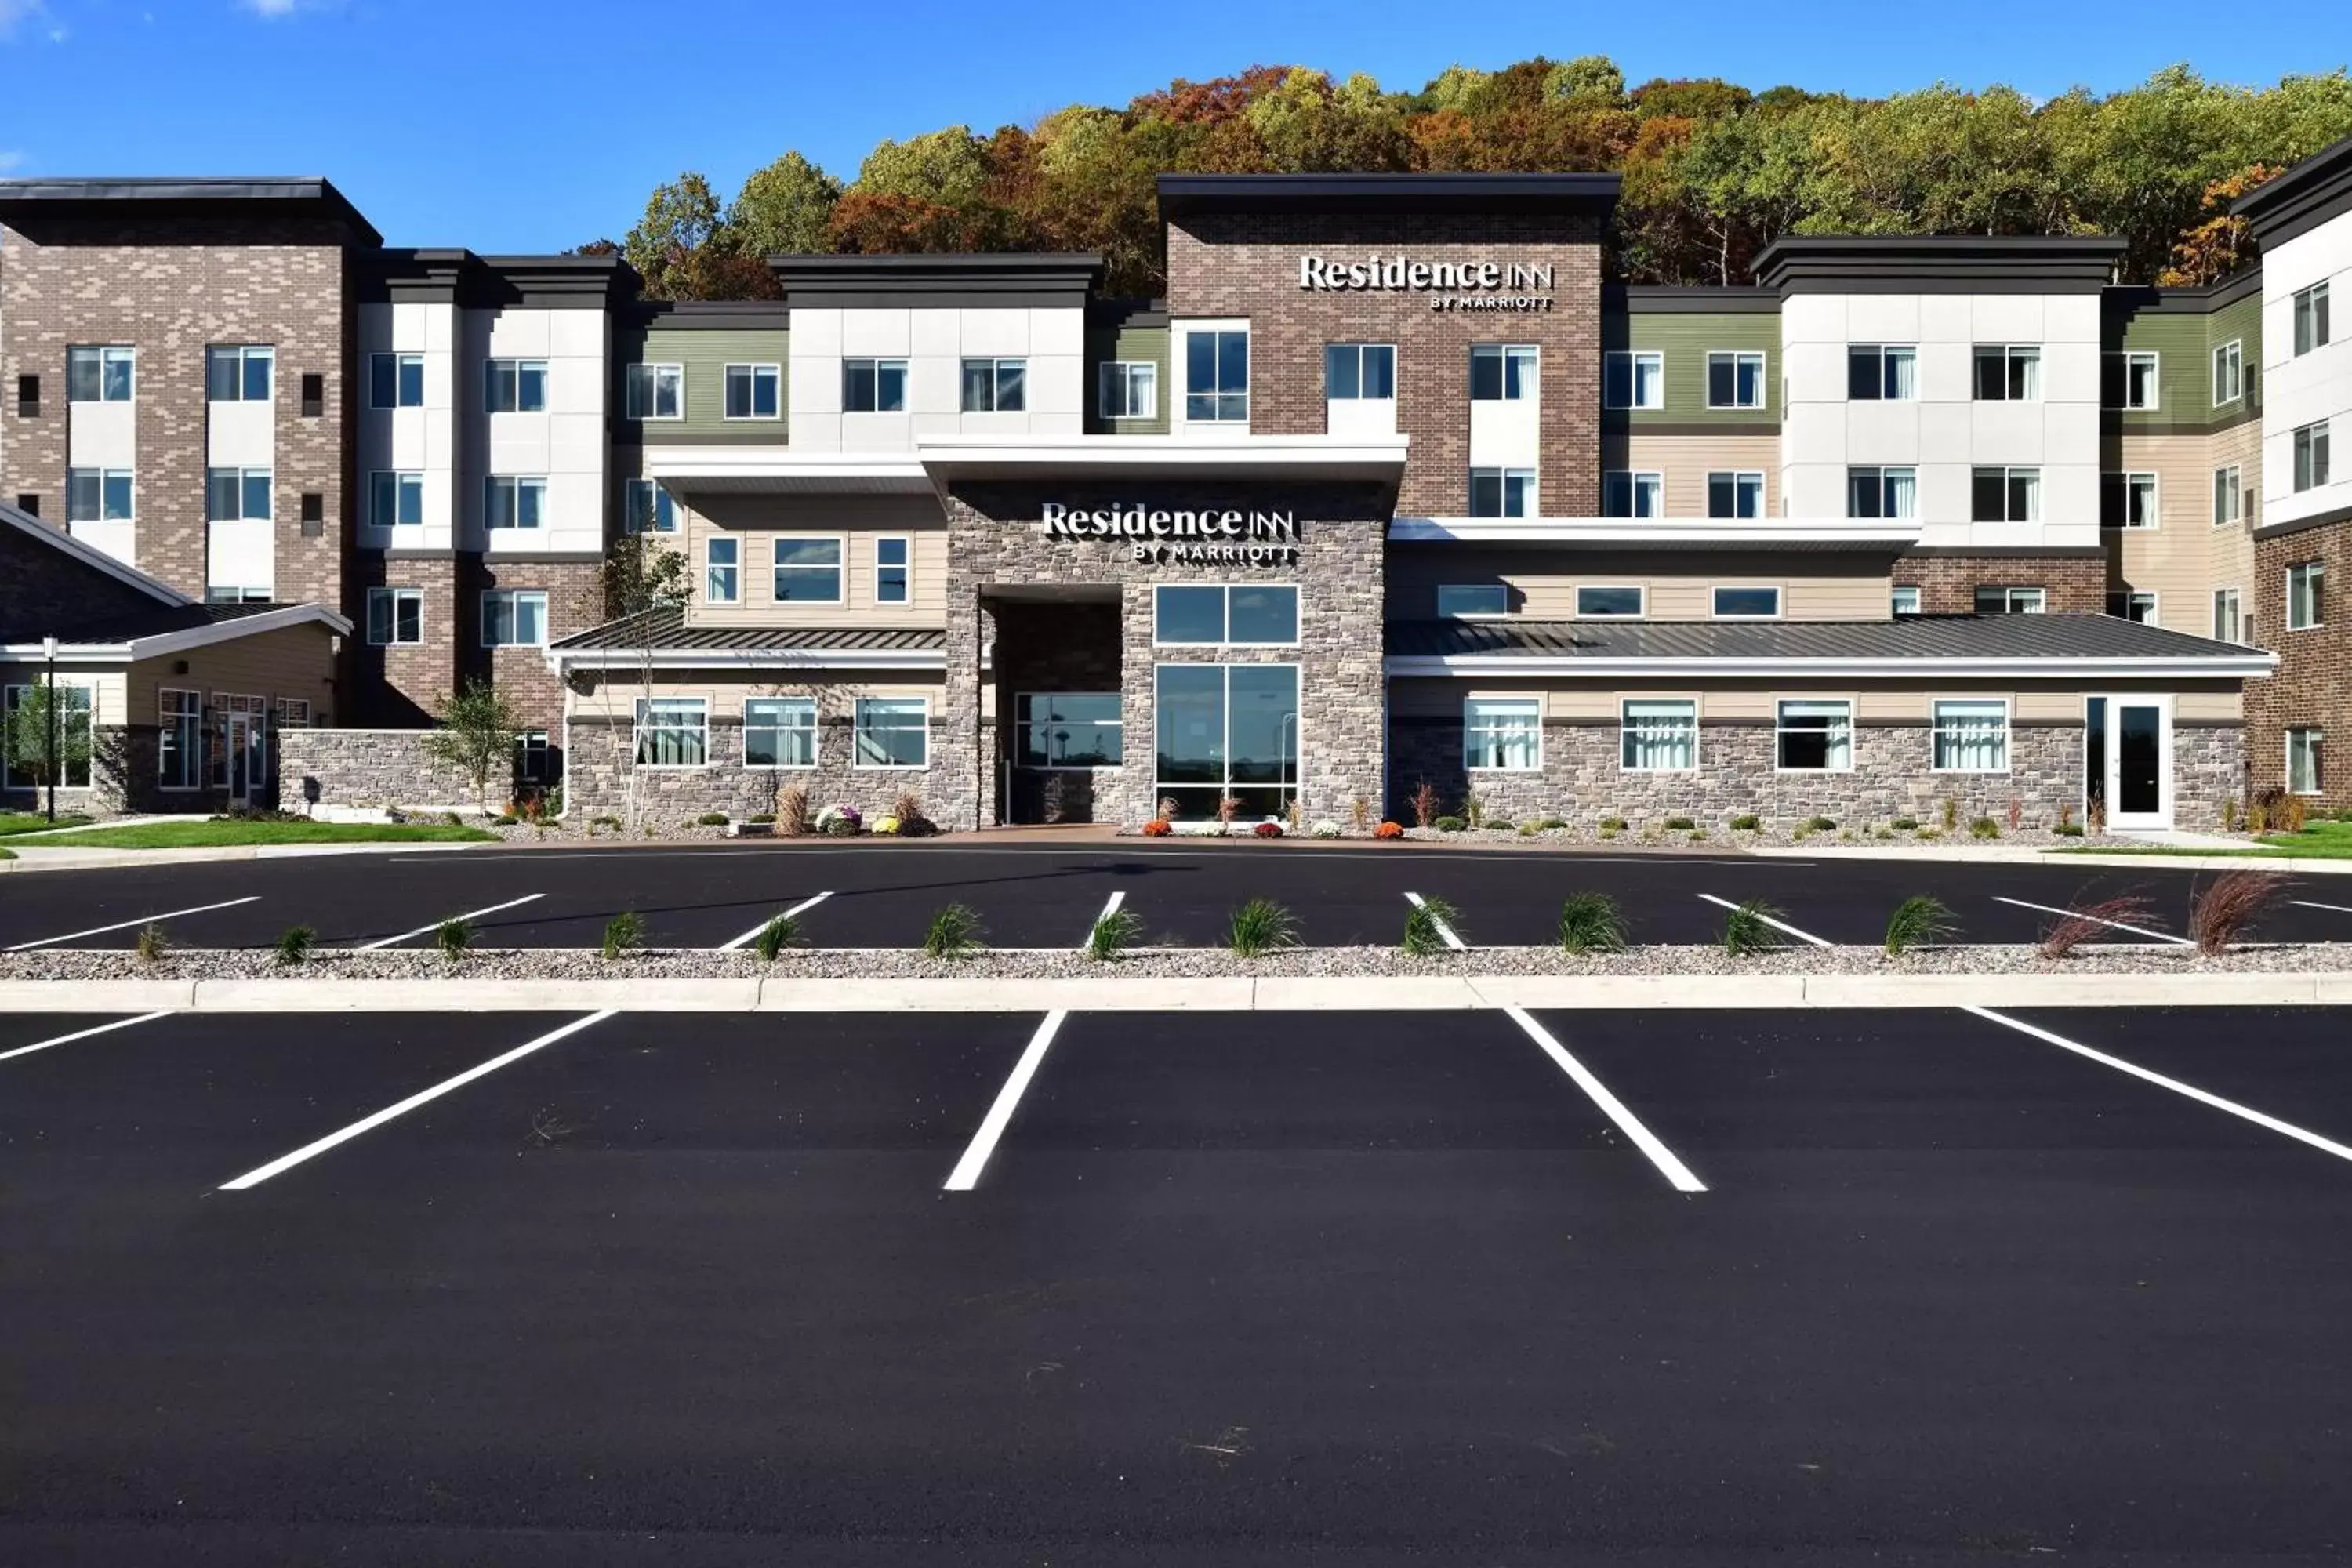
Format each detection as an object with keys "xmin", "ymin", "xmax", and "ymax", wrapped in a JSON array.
[
  {"xmin": 0, "ymin": 1011, "xmax": 174, "ymax": 1065},
  {"xmin": 219, "ymin": 1011, "xmax": 616, "ymax": 1191},
  {"xmin": 355, "ymin": 894, "xmax": 545, "ymax": 951},
  {"xmin": 1500, "ymin": 1006, "xmax": 1706, "ymax": 1193},
  {"xmin": 944, "ymin": 1010, "xmax": 1065, "ymax": 1192},
  {"xmin": 3, "ymin": 896, "xmax": 262, "ymax": 953},
  {"xmin": 2292, "ymin": 899, "xmax": 2352, "ymax": 916},
  {"xmin": 1964, "ymin": 1006, "xmax": 2352, "ymax": 1167},
  {"xmin": 1081, "ymin": 890, "xmax": 1127, "ymax": 948},
  {"xmin": 1695, "ymin": 893, "xmax": 1834, "ymax": 948},
  {"xmin": 717, "ymin": 891, "xmax": 834, "ymax": 952},
  {"xmin": 1403, "ymin": 891, "xmax": 1468, "ymax": 951},
  {"xmin": 1992, "ymin": 895, "xmax": 2190, "ymax": 946}
]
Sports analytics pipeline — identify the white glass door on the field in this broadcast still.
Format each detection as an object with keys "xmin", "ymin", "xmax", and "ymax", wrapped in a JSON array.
[{"xmin": 2089, "ymin": 695, "xmax": 2172, "ymax": 830}]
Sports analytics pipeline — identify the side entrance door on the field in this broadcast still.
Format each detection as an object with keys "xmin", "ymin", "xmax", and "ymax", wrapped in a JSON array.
[{"xmin": 2085, "ymin": 695, "xmax": 2172, "ymax": 831}]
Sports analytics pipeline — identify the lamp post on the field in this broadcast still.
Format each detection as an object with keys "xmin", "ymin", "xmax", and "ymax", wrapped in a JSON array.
[{"xmin": 42, "ymin": 636, "xmax": 57, "ymax": 824}]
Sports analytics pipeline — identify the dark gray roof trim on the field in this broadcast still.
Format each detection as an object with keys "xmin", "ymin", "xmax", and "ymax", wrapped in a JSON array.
[
  {"xmin": 2252, "ymin": 503, "xmax": 2352, "ymax": 544},
  {"xmin": 1158, "ymin": 172, "xmax": 1621, "ymax": 219},
  {"xmin": 1606, "ymin": 284, "xmax": 1780, "ymax": 314},
  {"xmin": 771, "ymin": 252, "xmax": 1101, "ymax": 310},
  {"xmin": 1754, "ymin": 236, "xmax": 2127, "ymax": 295},
  {"xmin": 2234, "ymin": 131, "xmax": 2352, "ymax": 246},
  {"xmin": 1387, "ymin": 613, "xmax": 2263, "ymax": 663},
  {"xmin": 1902, "ymin": 544, "xmax": 2111, "ymax": 560},
  {"xmin": 550, "ymin": 608, "xmax": 945, "ymax": 655},
  {"xmin": 626, "ymin": 299, "xmax": 789, "ymax": 332},
  {"xmin": 1089, "ymin": 297, "xmax": 1170, "ymax": 328},
  {"xmin": 0, "ymin": 176, "xmax": 382, "ymax": 247},
  {"xmin": 359, "ymin": 249, "xmax": 635, "ymax": 307},
  {"xmin": 2107, "ymin": 267, "xmax": 2264, "ymax": 314}
]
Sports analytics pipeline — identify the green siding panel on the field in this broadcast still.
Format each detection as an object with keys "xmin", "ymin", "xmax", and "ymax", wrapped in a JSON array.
[
  {"xmin": 2112, "ymin": 288, "xmax": 2263, "ymax": 434},
  {"xmin": 1087, "ymin": 325, "xmax": 1170, "ymax": 435},
  {"xmin": 619, "ymin": 328, "xmax": 790, "ymax": 442},
  {"xmin": 1607, "ymin": 313, "xmax": 1779, "ymax": 429}
]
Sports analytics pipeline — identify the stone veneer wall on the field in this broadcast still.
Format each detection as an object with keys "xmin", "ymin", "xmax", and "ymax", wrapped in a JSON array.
[
  {"xmin": 561, "ymin": 710, "xmax": 948, "ymax": 826},
  {"xmin": 2249, "ymin": 517, "xmax": 2350, "ymax": 809},
  {"xmin": 278, "ymin": 728, "xmax": 481, "ymax": 811}
]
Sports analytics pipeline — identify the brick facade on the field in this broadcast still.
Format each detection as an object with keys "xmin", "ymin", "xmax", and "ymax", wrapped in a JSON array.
[
  {"xmin": 2249, "ymin": 518, "xmax": 2350, "ymax": 808},
  {"xmin": 1897, "ymin": 553, "xmax": 2109, "ymax": 615}
]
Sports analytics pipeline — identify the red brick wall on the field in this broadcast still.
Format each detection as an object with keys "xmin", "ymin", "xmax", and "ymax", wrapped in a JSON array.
[
  {"xmin": 1896, "ymin": 554, "xmax": 2108, "ymax": 615},
  {"xmin": 2248, "ymin": 520, "xmax": 2350, "ymax": 808}
]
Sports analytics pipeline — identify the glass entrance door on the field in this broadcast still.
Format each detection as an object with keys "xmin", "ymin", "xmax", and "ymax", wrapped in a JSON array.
[
  {"xmin": 1153, "ymin": 663, "xmax": 1298, "ymax": 822},
  {"xmin": 2086, "ymin": 695, "xmax": 2171, "ymax": 830}
]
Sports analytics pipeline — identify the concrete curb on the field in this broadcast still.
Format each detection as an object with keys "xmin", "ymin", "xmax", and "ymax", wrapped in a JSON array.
[
  {"xmin": 0, "ymin": 842, "xmax": 472, "ymax": 873},
  {"xmin": 1747, "ymin": 844, "xmax": 2352, "ymax": 874}
]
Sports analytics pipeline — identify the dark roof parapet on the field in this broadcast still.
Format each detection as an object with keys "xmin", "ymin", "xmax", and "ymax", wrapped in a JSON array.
[
  {"xmin": 1754, "ymin": 235, "xmax": 2127, "ymax": 295},
  {"xmin": 0, "ymin": 176, "xmax": 382, "ymax": 247}
]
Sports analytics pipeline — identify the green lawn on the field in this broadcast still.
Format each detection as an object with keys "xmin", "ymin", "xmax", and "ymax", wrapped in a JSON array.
[
  {"xmin": 0, "ymin": 811, "xmax": 93, "ymax": 837},
  {"xmin": 25, "ymin": 820, "xmax": 496, "ymax": 849},
  {"xmin": 2053, "ymin": 820, "xmax": 2352, "ymax": 860}
]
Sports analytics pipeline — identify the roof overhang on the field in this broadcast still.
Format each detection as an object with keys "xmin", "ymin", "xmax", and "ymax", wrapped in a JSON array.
[
  {"xmin": 1385, "ymin": 652, "xmax": 2280, "ymax": 680},
  {"xmin": 918, "ymin": 434, "xmax": 1410, "ymax": 483},
  {"xmin": 546, "ymin": 645, "xmax": 945, "ymax": 672},
  {"xmin": 1388, "ymin": 518, "xmax": 1923, "ymax": 550},
  {"xmin": 644, "ymin": 447, "xmax": 934, "ymax": 495},
  {"xmin": 0, "ymin": 603, "xmax": 352, "ymax": 664}
]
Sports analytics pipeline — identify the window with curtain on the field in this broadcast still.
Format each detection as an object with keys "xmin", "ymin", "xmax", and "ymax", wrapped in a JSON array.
[
  {"xmin": 1776, "ymin": 700, "xmax": 1852, "ymax": 771},
  {"xmin": 1932, "ymin": 700, "xmax": 2009, "ymax": 771},
  {"xmin": 1620, "ymin": 699, "xmax": 1697, "ymax": 771},
  {"xmin": 1464, "ymin": 697, "xmax": 1541, "ymax": 771},
  {"xmin": 2288, "ymin": 728, "xmax": 2325, "ymax": 795},
  {"xmin": 633, "ymin": 697, "xmax": 707, "ymax": 768},
  {"xmin": 1847, "ymin": 466, "xmax": 1915, "ymax": 519},
  {"xmin": 1847, "ymin": 344, "xmax": 1917, "ymax": 401}
]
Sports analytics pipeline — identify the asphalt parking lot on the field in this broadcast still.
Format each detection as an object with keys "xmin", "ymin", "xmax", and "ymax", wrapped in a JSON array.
[
  {"xmin": 3, "ymin": 839, "xmax": 2350, "ymax": 953},
  {"xmin": 5, "ymin": 1001, "xmax": 2352, "ymax": 1563}
]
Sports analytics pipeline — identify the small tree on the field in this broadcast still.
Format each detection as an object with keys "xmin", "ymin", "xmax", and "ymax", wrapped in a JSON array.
[
  {"xmin": 4, "ymin": 679, "xmax": 93, "ymax": 817},
  {"xmin": 597, "ymin": 531, "xmax": 695, "ymax": 831},
  {"xmin": 420, "ymin": 678, "xmax": 524, "ymax": 815}
]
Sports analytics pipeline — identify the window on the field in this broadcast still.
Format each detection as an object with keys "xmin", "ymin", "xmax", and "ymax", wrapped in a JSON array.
[
  {"xmin": 369, "ymin": 352, "xmax": 423, "ymax": 408},
  {"xmin": 205, "ymin": 346, "xmax": 274, "ymax": 402},
  {"xmin": 706, "ymin": 537, "xmax": 740, "ymax": 604},
  {"xmin": 2104, "ymin": 350, "xmax": 2159, "ymax": 410},
  {"xmin": 1933, "ymin": 699, "xmax": 2009, "ymax": 771},
  {"xmin": 2108, "ymin": 590, "xmax": 2157, "ymax": 623},
  {"xmin": 1707, "ymin": 471, "xmax": 1765, "ymax": 519},
  {"xmin": 1706, "ymin": 350, "xmax": 1765, "ymax": 409},
  {"xmin": 485, "ymin": 475, "xmax": 546, "ymax": 531},
  {"xmin": 2102, "ymin": 471, "xmax": 2158, "ymax": 529},
  {"xmin": 874, "ymin": 536, "xmax": 910, "ymax": 604},
  {"xmin": 1602, "ymin": 471, "xmax": 1662, "ymax": 519},
  {"xmin": 960, "ymin": 358, "xmax": 1027, "ymax": 412},
  {"xmin": 1975, "ymin": 586, "xmax": 2046, "ymax": 615},
  {"xmin": 2288, "ymin": 728, "xmax": 2325, "ymax": 796},
  {"xmin": 2293, "ymin": 420, "xmax": 2332, "ymax": 493},
  {"xmin": 1601, "ymin": 349, "xmax": 1660, "ymax": 409},
  {"xmin": 276, "ymin": 698, "xmax": 310, "ymax": 731},
  {"xmin": 516, "ymin": 730, "xmax": 552, "ymax": 783},
  {"xmin": 1472, "ymin": 343, "xmax": 1539, "ymax": 401},
  {"xmin": 1576, "ymin": 585, "xmax": 1645, "ymax": 619},
  {"xmin": 634, "ymin": 696, "xmax": 708, "ymax": 768},
  {"xmin": 1325, "ymin": 343, "xmax": 1395, "ymax": 400},
  {"xmin": 1183, "ymin": 329, "xmax": 1248, "ymax": 423},
  {"xmin": 1776, "ymin": 699, "xmax": 1852, "ymax": 771},
  {"xmin": 1891, "ymin": 586, "xmax": 1922, "ymax": 616},
  {"xmin": 366, "ymin": 587, "xmax": 423, "ymax": 646},
  {"xmin": 1712, "ymin": 586, "xmax": 1781, "ymax": 619},
  {"xmin": 1847, "ymin": 344, "xmax": 1918, "ymax": 401},
  {"xmin": 1621, "ymin": 699, "xmax": 1696, "ymax": 771},
  {"xmin": 1470, "ymin": 466, "xmax": 1536, "ymax": 517},
  {"xmin": 771, "ymin": 538, "xmax": 842, "ymax": 602},
  {"xmin": 158, "ymin": 688, "xmax": 201, "ymax": 790},
  {"xmin": 1436, "ymin": 584, "xmax": 1508, "ymax": 618},
  {"xmin": 487, "ymin": 358, "xmax": 549, "ymax": 414},
  {"xmin": 1154, "ymin": 663, "xmax": 1298, "ymax": 820},
  {"xmin": 2288, "ymin": 561, "xmax": 2325, "ymax": 630},
  {"xmin": 2, "ymin": 681, "xmax": 96, "ymax": 789},
  {"xmin": 624, "ymin": 363, "xmax": 683, "ymax": 420},
  {"xmin": 843, "ymin": 357, "xmax": 908, "ymax": 414},
  {"xmin": 2214, "ymin": 465, "xmax": 2243, "ymax": 528},
  {"xmin": 371, "ymin": 470, "xmax": 424, "ymax": 529},
  {"xmin": 1100, "ymin": 361, "xmax": 1157, "ymax": 419},
  {"xmin": 2213, "ymin": 588, "xmax": 2245, "ymax": 644},
  {"xmin": 1464, "ymin": 696, "xmax": 1541, "ymax": 772},
  {"xmin": 1014, "ymin": 692, "xmax": 1122, "ymax": 768},
  {"xmin": 2293, "ymin": 281, "xmax": 2332, "ymax": 358},
  {"xmin": 481, "ymin": 590, "xmax": 547, "ymax": 648},
  {"xmin": 205, "ymin": 467, "xmax": 272, "ymax": 521},
  {"xmin": 745, "ymin": 697, "xmax": 818, "ymax": 769},
  {"xmin": 623, "ymin": 477, "xmax": 677, "ymax": 535},
  {"xmin": 1847, "ymin": 466, "xmax": 1917, "ymax": 519},
  {"xmin": 723, "ymin": 363, "xmax": 780, "ymax": 420},
  {"xmin": 1152, "ymin": 583, "xmax": 1298, "ymax": 645},
  {"xmin": 67, "ymin": 346, "xmax": 135, "ymax": 403},
  {"xmin": 1973, "ymin": 344, "xmax": 2042, "ymax": 401},
  {"xmin": 1972, "ymin": 466, "xmax": 2041, "ymax": 523},
  {"xmin": 855, "ymin": 696, "xmax": 929, "ymax": 768},
  {"xmin": 205, "ymin": 586, "xmax": 271, "ymax": 604},
  {"xmin": 66, "ymin": 468, "xmax": 133, "ymax": 522},
  {"xmin": 2212, "ymin": 339, "xmax": 2244, "ymax": 405}
]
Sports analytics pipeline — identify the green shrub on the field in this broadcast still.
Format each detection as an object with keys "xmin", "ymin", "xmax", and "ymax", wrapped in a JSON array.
[
  {"xmin": 1432, "ymin": 815, "xmax": 1467, "ymax": 833},
  {"xmin": 1883, "ymin": 895, "xmax": 1956, "ymax": 956},
  {"xmin": 1940, "ymin": 797, "xmax": 1959, "ymax": 831},
  {"xmin": 1893, "ymin": 817, "xmax": 1918, "ymax": 831},
  {"xmin": 696, "ymin": 811, "xmax": 730, "ymax": 827},
  {"xmin": 1484, "ymin": 817, "xmax": 1515, "ymax": 833},
  {"xmin": 922, "ymin": 902, "xmax": 985, "ymax": 960},
  {"xmin": 1688, "ymin": 827, "xmax": 1708, "ymax": 840},
  {"xmin": 752, "ymin": 913, "xmax": 802, "ymax": 961},
  {"xmin": 825, "ymin": 813, "xmax": 859, "ymax": 837},
  {"xmin": 274, "ymin": 924, "xmax": 316, "ymax": 967},
  {"xmin": 1599, "ymin": 815, "xmax": 1628, "ymax": 832},
  {"xmin": 1227, "ymin": 898, "xmax": 1299, "ymax": 959},
  {"xmin": 1969, "ymin": 817, "xmax": 2001, "ymax": 840},
  {"xmin": 1720, "ymin": 900, "xmax": 1784, "ymax": 958},
  {"xmin": 1803, "ymin": 815, "xmax": 1837, "ymax": 833},
  {"xmin": 2051, "ymin": 822, "xmax": 2085, "ymax": 837},
  {"xmin": 1664, "ymin": 815, "xmax": 1696, "ymax": 830},
  {"xmin": 1729, "ymin": 814, "xmax": 1761, "ymax": 831},
  {"xmin": 1084, "ymin": 906, "xmax": 1145, "ymax": 961},
  {"xmin": 133, "ymin": 923, "xmax": 168, "ymax": 964},
  {"xmin": 748, "ymin": 812, "xmax": 777, "ymax": 825},
  {"xmin": 1557, "ymin": 892, "xmax": 1628, "ymax": 956},
  {"xmin": 1535, "ymin": 817, "xmax": 1567, "ymax": 831},
  {"xmin": 434, "ymin": 916, "xmax": 475, "ymax": 959},
  {"xmin": 1518, "ymin": 821, "xmax": 1541, "ymax": 837},
  {"xmin": 591, "ymin": 813, "xmax": 622, "ymax": 831},
  {"xmin": 601, "ymin": 910, "xmax": 645, "ymax": 960},
  {"xmin": 1401, "ymin": 895, "xmax": 1461, "ymax": 957}
]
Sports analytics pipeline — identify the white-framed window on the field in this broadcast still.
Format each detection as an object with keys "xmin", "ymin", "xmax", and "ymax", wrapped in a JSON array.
[
  {"xmin": 516, "ymin": 729, "xmax": 553, "ymax": 783},
  {"xmin": 854, "ymin": 696, "xmax": 929, "ymax": 768},
  {"xmin": 1621, "ymin": 698, "xmax": 1696, "ymax": 771},
  {"xmin": 1776, "ymin": 699, "xmax": 1853, "ymax": 771},
  {"xmin": 276, "ymin": 698, "xmax": 310, "ymax": 731},
  {"xmin": 66, "ymin": 468, "xmax": 134, "ymax": 522},
  {"xmin": 1472, "ymin": 343, "xmax": 1538, "ymax": 401},
  {"xmin": 1706, "ymin": 350, "xmax": 1765, "ymax": 409},
  {"xmin": 1436, "ymin": 583, "xmax": 1508, "ymax": 618},
  {"xmin": 1847, "ymin": 466, "xmax": 1917, "ymax": 519},
  {"xmin": 369, "ymin": 351, "xmax": 423, "ymax": 408},
  {"xmin": 1099, "ymin": 360, "xmax": 1157, "ymax": 420},
  {"xmin": 1847, "ymin": 343, "xmax": 1918, "ymax": 401},
  {"xmin": 485, "ymin": 474, "xmax": 546, "ymax": 531},
  {"xmin": 366, "ymin": 586, "xmax": 423, "ymax": 646},
  {"xmin": 960, "ymin": 357, "xmax": 1027, "ymax": 412},
  {"xmin": 481, "ymin": 590, "xmax": 547, "ymax": 648},
  {"xmin": 1601, "ymin": 349, "xmax": 1660, "ymax": 409},
  {"xmin": 1707, "ymin": 471, "xmax": 1764, "ymax": 519},
  {"xmin": 1975, "ymin": 586, "xmax": 2046, "ymax": 615},
  {"xmin": 874, "ymin": 536, "xmax": 911, "ymax": 604},
  {"xmin": 745, "ymin": 696, "xmax": 818, "ymax": 769},
  {"xmin": 2213, "ymin": 465, "xmax": 2242, "ymax": 528},
  {"xmin": 634, "ymin": 696, "xmax": 708, "ymax": 768},
  {"xmin": 2212, "ymin": 339, "xmax": 2244, "ymax": 405},
  {"xmin": 723, "ymin": 363, "xmax": 780, "ymax": 420},
  {"xmin": 205, "ymin": 345, "xmax": 274, "ymax": 402},
  {"xmin": 1891, "ymin": 586, "xmax": 1922, "ymax": 615},
  {"xmin": 2293, "ymin": 281, "xmax": 2332, "ymax": 358},
  {"xmin": 1014, "ymin": 692, "xmax": 1122, "ymax": 768},
  {"xmin": 1712, "ymin": 586, "xmax": 1782, "ymax": 619},
  {"xmin": 2213, "ymin": 586, "xmax": 2245, "ymax": 644},
  {"xmin": 1576, "ymin": 585, "xmax": 1645, "ymax": 619},
  {"xmin": 1183, "ymin": 328, "xmax": 1249, "ymax": 423},
  {"xmin": 2103, "ymin": 471, "xmax": 2158, "ymax": 529},
  {"xmin": 705, "ymin": 536, "xmax": 740, "ymax": 604},
  {"xmin": 1152, "ymin": 583, "xmax": 1299, "ymax": 646},
  {"xmin": 1932, "ymin": 699, "xmax": 2009, "ymax": 771},
  {"xmin": 1972, "ymin": 466, "xmax": 2041, "ymax": 523},
  {"xmin": 2108, "ymin": 590, "xmax": 2158, "ymax": 623},
  {"xmin": 2104, "ymin": 350, "xmax": 2159, "ymax": 410},
  {"xmin": 623, "ymin": 477, "xmax": 677, "ymax": 535},
  {"xmin": 205, "ymin": 466, "xmax": 272, "ymax": 521},
  {"xmin": 625, "ymin": 362, "xmax": 684, "ymax": 420},
  {"xmin": 843, "ymin": 357, "xmax": 908, "ymax": 413},
  {"xmin": 1470, "ymin": 466, "xmax": 1536, "ymax": 517},
  {"xmin": 1973, "ymin": 344, "xmax": 2042, "ymax": 401},
  {"xmin": 2288, "ymin": 560, "xmax": 2325, "ymax": 630},
  {"xmin": 2293, "ymin": 420, "xmax": 2332, "ymax": 493},
  {"xmin": 158, "ymin": 688, "xmax": 202, "ymax": 790},
  {"xmin": 1602, "ymin": 470, "xmax": 1662, "ymax": 519},
  {"xmin": 205, "ymin": 586, "xmax": 271, "ymax": 605},
  {"xmin": 1464, "ymin": 695, "xmax": 1541, "ymax": 771},
  {"xmin": 1325, "ymin": 343, "xmax": 1396, "ymax": 401},
  {"xmin": 2288, "ymin": 727, "xmax": 2325, "ymax": 796},
  {"xmin": 486, "ymin": 358, "xmax": 549, "ymax": 414},
  {"xmin": 772, "ymin": 538, "xmax": 843, "ymax": 603},
  {"xmin": 371, "ymin": 470, "xmax": 424, "ymax": 528},
  {"xmin": 67, "ymin": 346, "xmax": 136, "ymax": 403},
  {"xmin": 2, "ymin": 679, "xmax": 96, "ymax": 789}
]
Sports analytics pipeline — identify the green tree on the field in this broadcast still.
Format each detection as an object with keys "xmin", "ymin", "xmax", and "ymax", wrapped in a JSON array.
[
  {"xmin": 731, "ymin": 151, "xmax": 843, "ymax": 256},
  {"xmin": 1547, "ymin": 55, "xmax": 1626, "ymax": 105},
  {"xmin": 852, "ymin": 126, "xmax": 993, "ymax": 205},
  {"xmin": 622, "ymin": 172, "xmax": 725, "ymax": 299},
  {"xmin": 3, "ymin": 679, "xmax": 93, "ymax": 797},
  {"xmin": 420, "ymin": 677, "xmax": 524, "ymax": 815}
]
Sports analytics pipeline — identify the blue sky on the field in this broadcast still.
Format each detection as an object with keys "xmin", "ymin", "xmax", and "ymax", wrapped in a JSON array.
[{"xmin": 0, "ymin": 0, "xmax": 2345, "ymax": 252}]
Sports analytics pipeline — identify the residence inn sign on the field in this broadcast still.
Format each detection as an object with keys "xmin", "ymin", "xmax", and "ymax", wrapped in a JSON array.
[
  {"xmin": 1296, "ymin": 254, "xmax": 1556, "ymax": 312},
  {"xmin": 1040, "ymin": 502, "xmax": 1303, "ymax": 565}
]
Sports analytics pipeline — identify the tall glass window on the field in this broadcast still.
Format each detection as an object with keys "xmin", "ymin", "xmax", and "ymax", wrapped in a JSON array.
[
  {"xmin": 1153, "ymin": 664, "xmax": 1298, "ymax": 821},
  {"xmin": 1016, "ymin": 693, "xmax": 1123, "ymax": 768},
  {"xmin": 158, "ymin": 688, "xmax": 202, "ymax": 789},
  {"xmin": 1184, "ymin": 329, "xmax": 1249, "ymax": 422}
]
